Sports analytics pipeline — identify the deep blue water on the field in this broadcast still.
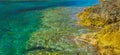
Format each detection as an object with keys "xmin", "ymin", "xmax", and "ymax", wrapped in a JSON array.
[
  {"xmin": 0, "ymin": 0, "xmax": 99, "ymax": 14},
  {"xmin": 0, "ymin": 0, "xmax": 99, "ymax": 55}
]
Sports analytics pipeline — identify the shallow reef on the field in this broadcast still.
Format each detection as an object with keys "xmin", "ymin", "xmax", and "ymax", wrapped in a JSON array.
[{"xmin": 25, "ymin": 7, "xmax": 95, "ymax": 55}]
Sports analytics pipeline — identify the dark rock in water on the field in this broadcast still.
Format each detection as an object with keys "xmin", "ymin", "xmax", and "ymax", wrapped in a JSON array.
[{"xmin": 25, "ymin": 46, "xmax": 61, "ymax": 52}]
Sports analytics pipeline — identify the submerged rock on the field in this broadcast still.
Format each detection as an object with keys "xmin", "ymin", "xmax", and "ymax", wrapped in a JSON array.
[{"xmin": 25, "ymin": 7, "xmax": 94, "ymax": 55}]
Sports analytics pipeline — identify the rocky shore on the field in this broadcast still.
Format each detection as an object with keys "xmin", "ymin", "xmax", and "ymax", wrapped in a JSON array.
[{"xmin": 77, "ymin": 0, "xmax": 120, "ymax": 55}]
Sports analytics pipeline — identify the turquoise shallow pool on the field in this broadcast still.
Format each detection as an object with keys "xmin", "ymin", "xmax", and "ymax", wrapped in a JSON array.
[{"xmin": 0, "ymin": 0, "xmax": 99, "ymax": 55}]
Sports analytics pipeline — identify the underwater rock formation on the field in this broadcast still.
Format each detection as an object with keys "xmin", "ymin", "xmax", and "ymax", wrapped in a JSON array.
[
  {"xmin": 25, "ymin": 7, "xmax": 94, "ymax": 55},
  {"xmin": 77, "ymin": 0, "xmax": 120, "ymax": 55}
]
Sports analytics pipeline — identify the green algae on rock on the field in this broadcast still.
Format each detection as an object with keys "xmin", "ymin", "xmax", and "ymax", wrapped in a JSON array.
[{"xmin": 25, "ymin": 7, "xmax": 95, "ymax": 55}]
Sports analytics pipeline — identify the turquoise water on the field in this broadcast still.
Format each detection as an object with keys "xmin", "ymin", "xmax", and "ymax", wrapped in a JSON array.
[{"xmin": 0, "ymin": 0, "xmax": 99, "ymax": 55}]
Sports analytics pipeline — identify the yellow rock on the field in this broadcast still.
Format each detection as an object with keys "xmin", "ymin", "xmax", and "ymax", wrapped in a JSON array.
[{"xmin": 77, "ymin": 0, "xmax": 120, "ymax": 55}]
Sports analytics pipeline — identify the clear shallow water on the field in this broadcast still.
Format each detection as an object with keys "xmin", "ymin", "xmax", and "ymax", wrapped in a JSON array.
[{"xmin": 0, "ymin": 0, "xmax": 99, "ymax": 55}]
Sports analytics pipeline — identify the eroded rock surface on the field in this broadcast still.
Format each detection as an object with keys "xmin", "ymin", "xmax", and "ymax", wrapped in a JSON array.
[{"xmin": 77, "ymin": 0, "xmax": 120, "ymax": 55}]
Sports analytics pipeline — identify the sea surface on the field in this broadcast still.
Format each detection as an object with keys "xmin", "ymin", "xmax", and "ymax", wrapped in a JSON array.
[{"xmin": 0, "ymin": 0, "xmax": 99, "ymax": 55}]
